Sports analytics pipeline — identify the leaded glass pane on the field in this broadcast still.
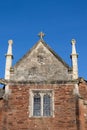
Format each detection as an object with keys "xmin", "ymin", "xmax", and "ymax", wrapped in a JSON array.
[
  {"xmin": 43, "ymin": 94, "xmax": 51, "ymax": 116},
  {"xmin": 33, "ymin": 94, "xmax": 41, "ymax": 116}
]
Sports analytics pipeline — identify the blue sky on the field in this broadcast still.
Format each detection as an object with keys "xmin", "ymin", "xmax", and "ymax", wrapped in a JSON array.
[{"xmin": 0, "ymin": 0, "xmax": 87, "ymax": 80}]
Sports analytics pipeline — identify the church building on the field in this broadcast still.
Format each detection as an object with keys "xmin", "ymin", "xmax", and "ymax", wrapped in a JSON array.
[{"xmin": 0, "ymin": 32, "xmax": 87, "ymax": 130}]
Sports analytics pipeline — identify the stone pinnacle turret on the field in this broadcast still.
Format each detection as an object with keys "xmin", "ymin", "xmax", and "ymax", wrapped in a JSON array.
[
  {"xmin": 5, "ymin": 40, "xmax": 13, "ymax": 80},
  {"xmin": 70, "ymin": 39, "xmax": 78, "ymax": 80}
]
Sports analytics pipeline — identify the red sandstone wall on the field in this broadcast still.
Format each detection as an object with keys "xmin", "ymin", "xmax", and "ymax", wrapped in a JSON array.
[
  {"xmin": 0, "ymin": 100, "xmax": 4, "ymax": 130},
  {"xmin": 3, "ymin": 84, "xmax": 77, "ymax": 130},
  {"xmin": 79, "ymin": 82, "xmax": 87, "ymax": 130}
]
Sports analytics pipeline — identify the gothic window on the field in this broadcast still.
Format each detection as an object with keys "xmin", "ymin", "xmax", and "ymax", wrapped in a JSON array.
[
  {"xmin": 43, "ymin": 94, "xmax": 51, "ymax": 116},
  {"xmin": 33, "ymin": 93, "xmax": 41, "ymax": 116},
  {"xmin": 29, "ymin": 90, "xmax": 54, "ymax": 117}
]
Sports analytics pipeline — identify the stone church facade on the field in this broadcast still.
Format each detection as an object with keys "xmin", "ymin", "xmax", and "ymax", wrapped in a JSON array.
[{"xmin": 0, "ymin": 32, "xmax": 87, "ymax": 130}]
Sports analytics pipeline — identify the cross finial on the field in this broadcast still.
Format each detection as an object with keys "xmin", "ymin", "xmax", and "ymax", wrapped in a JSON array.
[{"xmin": 38, "ymin": 32, "xmax": 45, "ymax": 39}]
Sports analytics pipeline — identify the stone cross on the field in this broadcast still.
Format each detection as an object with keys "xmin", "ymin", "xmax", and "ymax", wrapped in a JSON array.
[{"xmin": 38, "ymin": 32, "xmax": 45, "ymax": 39}]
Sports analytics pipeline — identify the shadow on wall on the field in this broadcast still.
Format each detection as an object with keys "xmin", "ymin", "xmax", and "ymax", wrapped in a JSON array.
[{"xmin": 0, "ymin": 86, "xmax": 5, "ymax": 99}]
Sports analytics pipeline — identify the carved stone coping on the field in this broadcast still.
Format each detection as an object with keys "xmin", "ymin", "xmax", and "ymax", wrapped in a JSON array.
[
  {"xmin": 0, "ymin": 78, "xmax": 8, "ymax": 85},
  {"xmin": 0, "ymin": 78, "xmax": 86, "ymax": 85},
  {"xmin": 78, "ymin": 77, "xmax": 87, "ymax": 84},
  {"xmin": 8, "ymin": 80, "xmax": 78, "ymax": 85}
]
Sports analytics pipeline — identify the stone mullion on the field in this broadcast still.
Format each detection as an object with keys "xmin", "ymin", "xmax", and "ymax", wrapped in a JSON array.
[
  {"xmin": 31, "ymin": 91, "xmax": 34, "ymax": 117},
  {"xmin": 40, "ymin": 93, "xmax": 44, "ymax": 116}
]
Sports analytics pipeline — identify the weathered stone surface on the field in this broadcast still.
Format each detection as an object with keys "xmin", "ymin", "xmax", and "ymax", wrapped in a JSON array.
[{"xmin": 11, "ymin": 40, "xmax": 72, "ymax": 81}]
